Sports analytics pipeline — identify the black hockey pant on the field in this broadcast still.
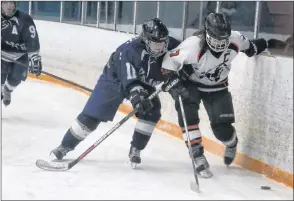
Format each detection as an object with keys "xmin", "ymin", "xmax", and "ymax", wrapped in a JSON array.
[{"xmin": 174, "ymin": 81, "xmax": 236, "ymax": 156}]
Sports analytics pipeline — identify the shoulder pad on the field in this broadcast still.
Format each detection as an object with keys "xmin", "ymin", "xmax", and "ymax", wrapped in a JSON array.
[
  {"xmin": 230, "ymin": 31, "xmax": 245, "ymax": 42},
  {"xmin": 17, "ymin": 10, "xmax": 31, "ymax": 19},
  {"xmin": 167, "ymin": 36, "xmax": 181, "ymax": 50}
]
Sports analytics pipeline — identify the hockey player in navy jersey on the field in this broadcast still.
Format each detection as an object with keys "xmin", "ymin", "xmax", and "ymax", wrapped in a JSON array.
[
  {"xmin": 161, "ymin": 12, "xmax": 283, "ymax": 178},
  {"xmin": 50, "ymin": 18, "xmax": 180, "ymax": 167},
  {"xmin": 1, "ymin": 1, "xmax": 42, "ymax": 106}
]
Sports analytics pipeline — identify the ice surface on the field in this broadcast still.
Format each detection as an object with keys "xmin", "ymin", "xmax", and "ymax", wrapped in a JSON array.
[{"xmin": 1, "ymin": 79, "xmax": 293, "ymax": 200}]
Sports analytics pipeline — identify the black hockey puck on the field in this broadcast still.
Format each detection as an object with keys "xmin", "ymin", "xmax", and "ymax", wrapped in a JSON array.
[{"xmin": 261, "ymin": 186, "xmax": 271, "ymax": 190}]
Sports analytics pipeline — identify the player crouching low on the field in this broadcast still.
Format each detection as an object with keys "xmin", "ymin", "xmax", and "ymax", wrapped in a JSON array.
[{"xmin": 50, "ymin": 18, "xmax": 181, "ymax": 168}]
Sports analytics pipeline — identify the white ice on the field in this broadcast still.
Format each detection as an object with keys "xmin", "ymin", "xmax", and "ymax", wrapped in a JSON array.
[{"xmin": 2, "ymin": 79, "xmax": 293, "ymax": 200}]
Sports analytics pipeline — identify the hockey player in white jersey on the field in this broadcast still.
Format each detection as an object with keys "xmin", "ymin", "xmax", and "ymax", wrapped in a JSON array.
[{"xmin": 161, "ymin": 12, "xmax": 281, "ymax": 178}]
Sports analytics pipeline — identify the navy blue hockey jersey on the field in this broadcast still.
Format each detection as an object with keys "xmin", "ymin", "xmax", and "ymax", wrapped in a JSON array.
[
  {"xmin": 101, "ymin": 36, "xmax": 181, "ymax": 93},
  {"xmin": 1, "ymin": 10, "xmax": 40, "ymax": 60}
]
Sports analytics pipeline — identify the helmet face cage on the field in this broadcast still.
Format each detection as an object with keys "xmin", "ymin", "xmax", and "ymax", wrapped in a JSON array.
[
  {"xmin": 1, "ymin": 1, "xmax": 16, "ymax": 17},
  {"xmin": 204, "ymin": 12, "xmax": 231, "ymax": 52},
  {"xmin": 142, "ymin": 34, "xmax": 169, "ymax": 58},
  {"xmin": 206, "ymin": 32, "xmax": 230, "ymax": 52},
  {"xmin": 141, "ymin": 18, "xmax": 169, "ymax": 58}
]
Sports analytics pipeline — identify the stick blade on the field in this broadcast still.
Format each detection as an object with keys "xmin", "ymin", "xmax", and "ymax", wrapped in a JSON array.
[
  {"xmin": 190, "ymin": 181, "xmax": 201, "ymax": 193},
  {"xmin": 36, "ymin": 159, "xmax": 69, "ymax": 171}
]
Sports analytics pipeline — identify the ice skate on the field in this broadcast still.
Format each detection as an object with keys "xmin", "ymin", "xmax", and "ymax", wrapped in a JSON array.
[
  {"xmin": 224, "ymin": 138, "xmax": 238, "ymax": 166},
  {"xmin": 129, "ymin": 146, "xmax": 141, "ymax": 169},
  {"xmin": 192, "ymin": 150, "xmax": 213, "ymax": 178},
  {"xmin": 3, "ymin": 86, "xmax": 11, "ymax": 106},
  {"xmin": 50, "ymin": 145, "xmax": 72, "ymax": 160}
]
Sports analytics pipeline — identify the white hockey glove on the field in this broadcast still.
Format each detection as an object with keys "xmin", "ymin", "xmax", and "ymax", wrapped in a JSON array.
[{"xmin": 29, "ymin": 53, "xmax": 42, "ymax": 76}]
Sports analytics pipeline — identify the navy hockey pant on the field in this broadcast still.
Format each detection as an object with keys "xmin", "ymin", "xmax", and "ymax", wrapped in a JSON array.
[
  {"xmin": 61, "ymin": 75, "xmax": 161, "ymax": 151},
  {"xmin": 1, "ymin": 55, "xmax": 28, "ymax": 92},
  {"xmin": 82, "ymin": 76, "xmax": 126, "ymax": 122}
]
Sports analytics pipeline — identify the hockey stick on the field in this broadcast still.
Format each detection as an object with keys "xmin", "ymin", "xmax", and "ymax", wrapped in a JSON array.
[
  {"xmin": 178, "ymin": 95, "xmax": 201, "ymax": 193},
  {"xmin": 35, "ymin": 82, "xmax": 165, "ymax": 171},
  {"xmin": 1, "ymin": 53, "xmax": 93, "ymax": 93}
]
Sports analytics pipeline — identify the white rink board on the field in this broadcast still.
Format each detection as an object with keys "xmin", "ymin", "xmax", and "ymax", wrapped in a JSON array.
[{"xmin": 36, "ymin": 20, "xmax": 293, "ymax": 174}]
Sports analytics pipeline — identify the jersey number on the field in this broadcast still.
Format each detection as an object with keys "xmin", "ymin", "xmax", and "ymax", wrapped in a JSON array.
[
  {"xmin": 126, "ymin": 62, "xmax": 137, "ymax": 80},
  {"xmin": 29, "ymin": 25, "xmax": 36, "ymax": 38},
  {"xmin": 169, "ymin": 49, "xmax": 180, "ymax": 57}
]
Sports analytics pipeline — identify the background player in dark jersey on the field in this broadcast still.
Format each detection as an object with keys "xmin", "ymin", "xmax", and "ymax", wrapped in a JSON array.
[
  {"xmin": 161, "ymin": 12, "xmax": 283, "ymax": 178},
  {"xmin": 1, "ymin": 1, "xmax": 42, "ymax": 106},
  {"xmin": 50, "ymin": 18, "xmax": 180, "ymax": 168}
]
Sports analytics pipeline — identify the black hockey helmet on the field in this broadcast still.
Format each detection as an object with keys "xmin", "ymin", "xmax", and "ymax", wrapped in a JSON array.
[
  {"xmin": 1, "ymin": 1, "xmax": 16, "ymax": 17},
  {"xmin": 204, "ymin": 12, "xmax": 231, "ymax": 52},
  {"xmin": 140, "ymin": 18, "xmax": 169, "ymax": 58}
]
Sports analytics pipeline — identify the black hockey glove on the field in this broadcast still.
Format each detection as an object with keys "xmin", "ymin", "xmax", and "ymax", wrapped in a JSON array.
[
  {"xmin": 162, "ymin": 71, "xmax": 189, "ymax": 100},
  {"xmin": 129, "ymin": 86, "xmax": 153, "ymax": 117},
  {"xmin": 267, "ymin": 38, "xmax": 288, "ymax": 49},
  {"xmin": 29, "ymin": 53, "xmax": 42, "ymax": 76}
]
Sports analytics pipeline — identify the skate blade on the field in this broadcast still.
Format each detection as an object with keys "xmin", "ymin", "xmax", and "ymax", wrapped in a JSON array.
[
  {"xmin": 130, "ymin": 162, "xmax": 139, "ymax": 170},
  {"xmin": 190, "ymin": 182, "xmax": 201, "ymax": 193},
  {"xmin": 197, "ymin": 169, "xmax": 213, "ymax": 179}
]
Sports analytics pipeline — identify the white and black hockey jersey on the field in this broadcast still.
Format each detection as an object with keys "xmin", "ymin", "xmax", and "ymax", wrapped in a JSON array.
[{"xmin": 161, "ymin": 30, "xmax": 267, "ymax": 92}]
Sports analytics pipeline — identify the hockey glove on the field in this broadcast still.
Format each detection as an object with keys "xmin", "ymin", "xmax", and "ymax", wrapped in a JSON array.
[
  {"xmin": 162, "ymin": 71, "xmax": 189, "ymax": 100},
  {"xmin": 267, "ymin": 38, "xmax": 288, "ymax": 49},
  {"xmin": 129, "ymin": 86, "xmax": 153, "ymax": 117},
  {"xmin": 29, "ymin": 53, "xmax": 42, "ymax": 76}
]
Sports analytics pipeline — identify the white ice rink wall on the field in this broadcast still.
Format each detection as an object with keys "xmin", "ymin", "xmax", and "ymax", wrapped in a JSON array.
[{"xmin": 35, "ymin": 20, "xmax": 293, "ymax": 187}]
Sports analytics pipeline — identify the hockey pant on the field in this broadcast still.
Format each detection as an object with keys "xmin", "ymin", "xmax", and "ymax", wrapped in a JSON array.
[
  {"xmin": 1, "ymin": 54, "xmax": 29, "ymax": 93},
  {"xmin": 61, "ymin": 76, "xmax": 161, "ymax": 151},
  {"xmin": 174, "ymin": 81, "xmax": 237, "ymax": 156}
]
